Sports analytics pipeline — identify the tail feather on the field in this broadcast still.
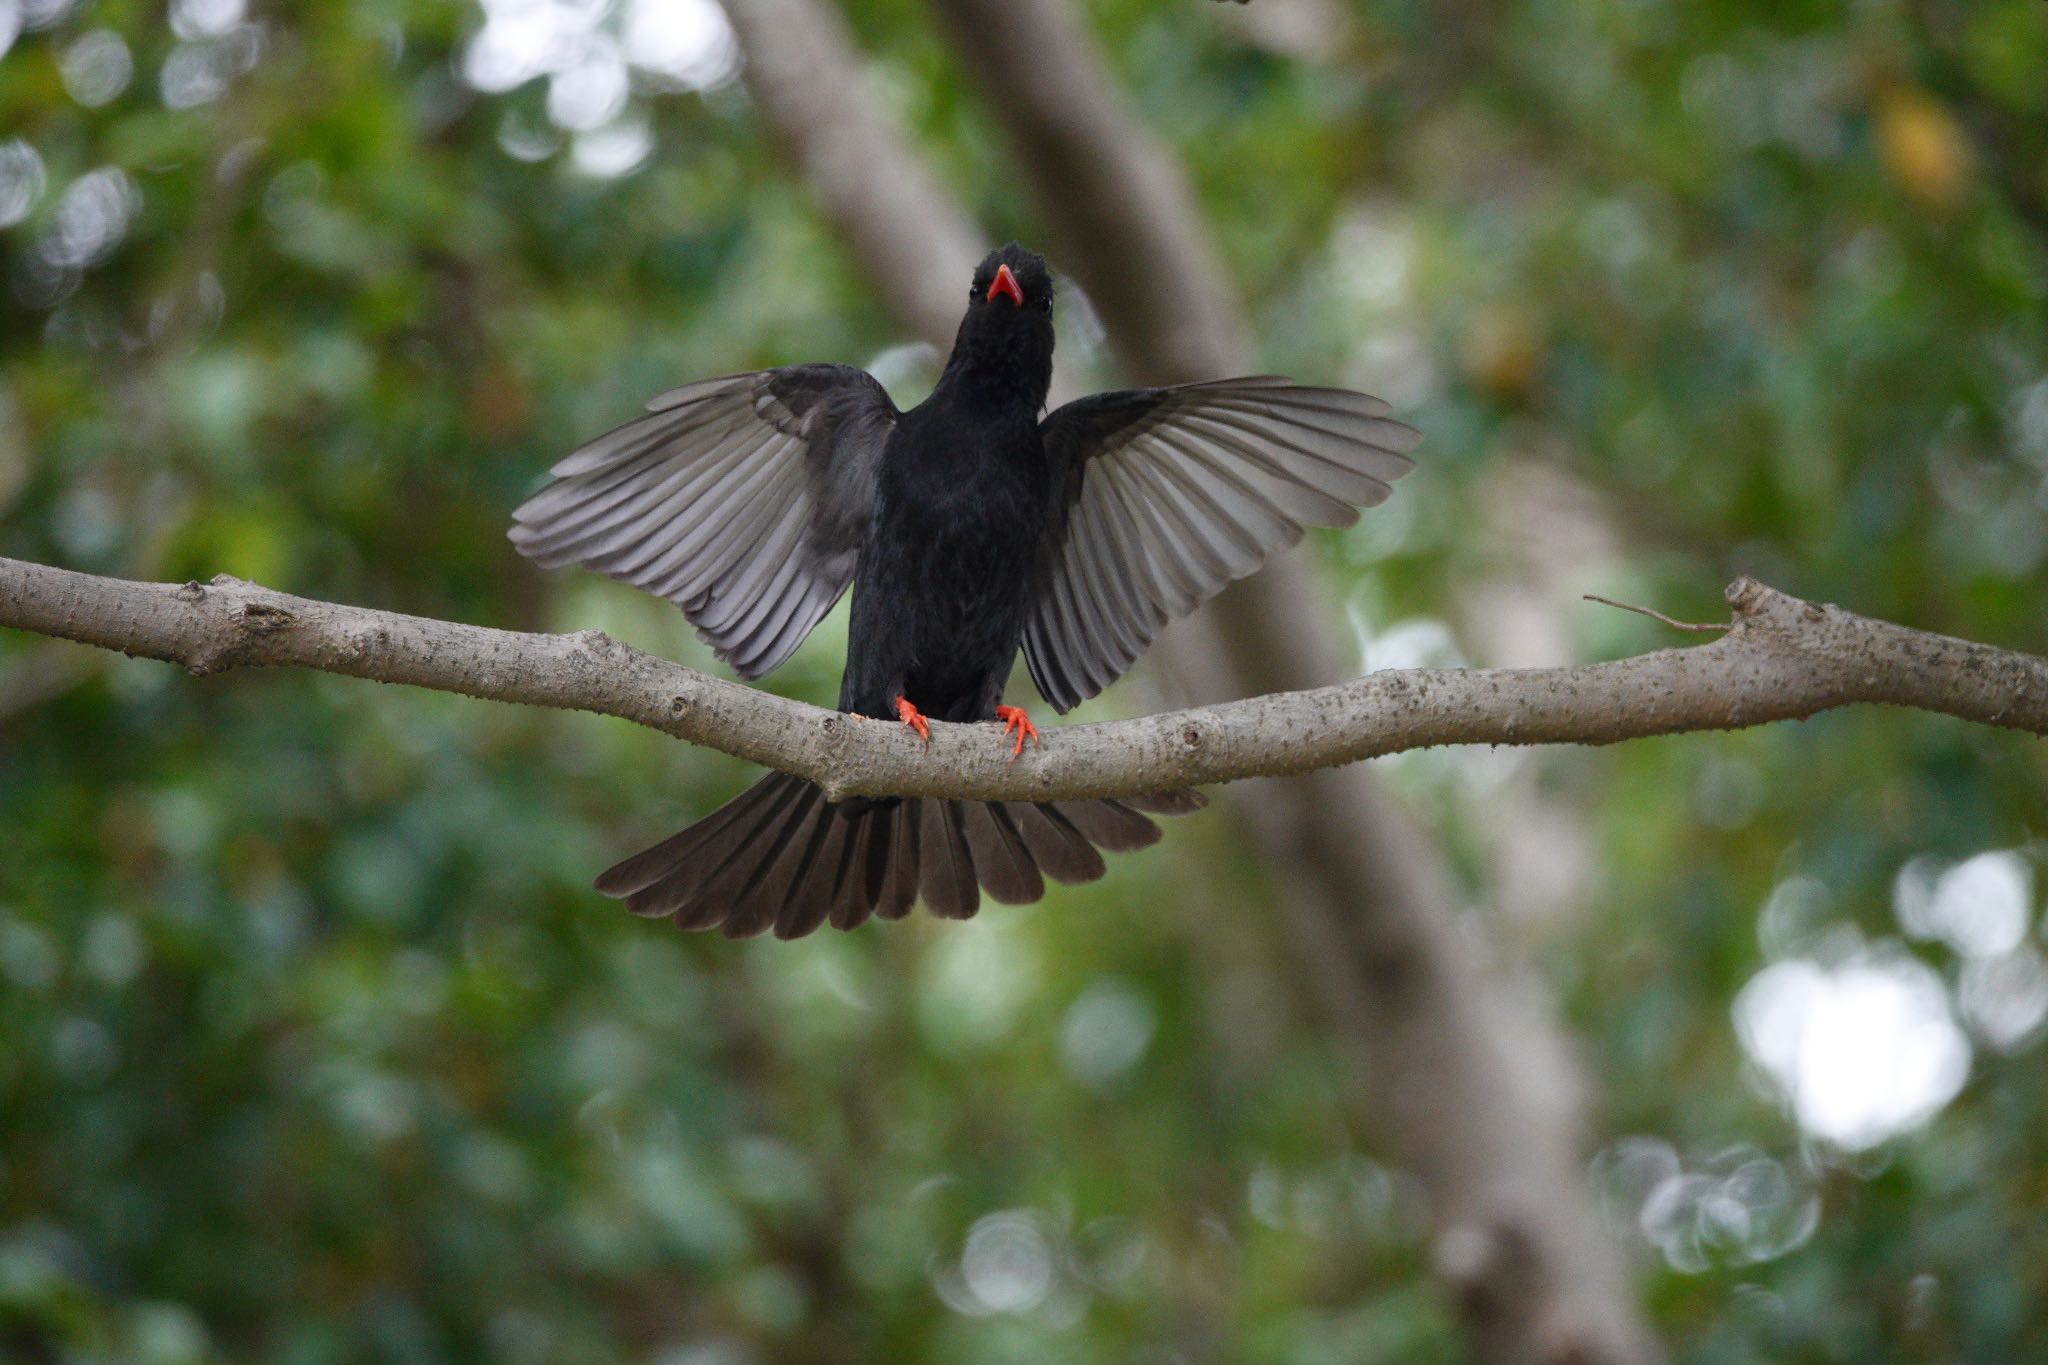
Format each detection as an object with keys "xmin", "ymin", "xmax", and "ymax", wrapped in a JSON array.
[
  {"xmin": 1054, "ymin": 798, "xmax": 1167, "ymax": 853},
  {"xmin": 729, "ymin": 805, "xmax": 811, "ymax": 933},
  {"xmin": 1010, "ymin": 804, "xmax": 1106, "ymax": 885},
  {"xmin": 689, "ymin": 778, "xmax": 821, "ymax": 931},
  {"xmin": 960, "ymin": 803, "xmax": 1045, "ymax": 906},
  {"xmin": 876, "ymin": 804, "xmax": 921, "ymax": 922},
  {"xmin": 764, "ymin": 797, "xmax": 851, "ymax": 941},
  {"xmin": 597, "ymin": 789, "xmax": 753, "ymax": 905},
  {"xmin": 594, "ymin": 775, "xmax": 1206, "ymax": 939},
  {"xmin": 919, "ymin": 799, "xmax": 980, "ymax": 920},
  {"xmin": 1122, "ymin": 789, "xmax": 1209, "ymax": 817},
  {"xmin": 827, "ymin": 807, "xmax": 892, "ymax": 933}
]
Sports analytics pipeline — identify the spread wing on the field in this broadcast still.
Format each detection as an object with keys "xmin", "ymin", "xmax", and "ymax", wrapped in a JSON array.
[
  {"xmin": 1025, "ymin": 377, "xmax": 1420, "ymax": 712},
  {"xmin": 509, "ymin": 364, "xmax": 896, "ymax": 679}
]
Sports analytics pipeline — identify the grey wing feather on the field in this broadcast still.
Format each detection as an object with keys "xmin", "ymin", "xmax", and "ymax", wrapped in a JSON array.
[
  {"xmin": 1027, "ymin": 377, "xmax": 1420, "ymax": 712},
  {"xmin": 509, "ymin": 364, "xmax": 896, "ymax": 679}
]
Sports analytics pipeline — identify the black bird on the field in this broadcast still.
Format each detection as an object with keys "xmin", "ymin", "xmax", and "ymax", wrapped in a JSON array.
[{"xmin": 510, "ymin": 244, "xmax": 1418, "ymax": 939}]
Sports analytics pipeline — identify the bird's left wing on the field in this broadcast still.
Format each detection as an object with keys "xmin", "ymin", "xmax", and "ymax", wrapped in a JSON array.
[
  {"xmin": 1025, "ymin": 377, "xmax": 1419, "ymax": 712},
  {"xmin": 510, "ymin": 364, "xmax": 896, "ymax": 679}
]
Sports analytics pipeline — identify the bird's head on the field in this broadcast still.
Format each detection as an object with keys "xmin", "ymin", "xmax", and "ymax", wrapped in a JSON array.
[
  {"xmin": 947, "ymin": 243, "xmax": 1056, "ymax": 405},
  {"xmin": 967, "ymin": 243, "xmax": 1054, "ymax": 320}
]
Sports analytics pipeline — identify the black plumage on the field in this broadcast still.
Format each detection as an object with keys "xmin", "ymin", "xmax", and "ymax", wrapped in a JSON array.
[{"xmin": 510, "ymin": 244, "xmax": 1418, "ymax": 938}]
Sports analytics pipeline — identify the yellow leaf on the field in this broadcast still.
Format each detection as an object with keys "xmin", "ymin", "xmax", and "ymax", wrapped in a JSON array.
[{"xmin": 1877, "ymin": 86, "xmax": 1971, "ymax": 210}]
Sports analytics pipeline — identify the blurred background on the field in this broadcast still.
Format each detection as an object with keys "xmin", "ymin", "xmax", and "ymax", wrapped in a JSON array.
[{"xmin": 3, "ymin": 0, "xmax": 2046, "ymax": 1360}]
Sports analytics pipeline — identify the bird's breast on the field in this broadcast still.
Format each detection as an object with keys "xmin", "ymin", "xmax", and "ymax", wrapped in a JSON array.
[{"xmin": 868, "ymin": 449, "xmax": 1043, "ymax": 625}]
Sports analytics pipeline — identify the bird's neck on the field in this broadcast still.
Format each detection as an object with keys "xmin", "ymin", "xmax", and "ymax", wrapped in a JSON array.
[{"xmin": 931, "ymin": 327, "xmax": 1052, "ymax": 421}]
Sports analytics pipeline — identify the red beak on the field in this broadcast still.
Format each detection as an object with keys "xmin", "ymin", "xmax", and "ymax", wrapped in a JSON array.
[{"xmin": 985, "ymin": 263, "xmax": 1024, "ymax": 308}]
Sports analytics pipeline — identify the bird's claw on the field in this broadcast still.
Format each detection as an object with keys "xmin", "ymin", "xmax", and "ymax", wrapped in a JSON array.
[
  {"xmin": 994, "ymin": 705, "xmax": 1039, "ymax": 763},
  {"xmin": 894, "ymin": 696, "xmax": 931, "ymax": 747}
]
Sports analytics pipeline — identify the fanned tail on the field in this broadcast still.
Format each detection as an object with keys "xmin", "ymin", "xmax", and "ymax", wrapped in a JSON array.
[{"xmin": 594, "ymin": 774, "xmax": 1204, "ymax": 940}]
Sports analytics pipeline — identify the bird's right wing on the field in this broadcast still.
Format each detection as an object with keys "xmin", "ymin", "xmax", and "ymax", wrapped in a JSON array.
[
  {"xmin": 509, "ymin": 364, "xmax": 896, "ymax": 679},
  {"xmin": 1025, "ymin": 377, "xmax": 1419, "ymax": 712}
]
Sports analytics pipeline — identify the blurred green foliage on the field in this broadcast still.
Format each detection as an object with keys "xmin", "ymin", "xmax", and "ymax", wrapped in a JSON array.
[{"xmin": 2, "ymin": 0, "xmax": 2045, "ymax": 1360}]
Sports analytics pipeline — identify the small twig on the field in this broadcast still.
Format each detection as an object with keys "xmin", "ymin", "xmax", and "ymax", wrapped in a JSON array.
[{"xmin": 1582, "ymin": 593, "xmax": 1731, "ymax": 634}]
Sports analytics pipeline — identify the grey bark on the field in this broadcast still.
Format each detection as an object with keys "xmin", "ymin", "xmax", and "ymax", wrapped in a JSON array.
[{"xmin": 6, "ymin": 562, "xmax": 2042, "ymax": 800}]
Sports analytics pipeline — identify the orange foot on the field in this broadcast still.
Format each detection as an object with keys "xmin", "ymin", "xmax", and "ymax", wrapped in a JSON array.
[
  {"xmin": 994, "ymin": 705, "xmax": 1040, "ymax": 762},
  {"xmin": 893, "ymin": 695, "xmax": 931, "ymax": 747}
]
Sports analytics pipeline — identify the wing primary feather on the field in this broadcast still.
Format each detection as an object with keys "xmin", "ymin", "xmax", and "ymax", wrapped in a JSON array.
[
  {"xmin": 1084, "ymin": 458, "xmax": 1184, "ymax": 624},
  {"xmin": 1095, "ymin": 457, "xmax": 1203, "ymax": 616},
  {"xmin": 1173, "ymin": 413, "xmax": 1387, "ymax": 512},
  {"xmin": 1143, "ymin": 429, "xmax": 1308, "ymax": 564},
  {"xmin": 530, "ymin": 413, "xmax": 775, "ymax": 571},
  {"xmin": 642, "ymin": 369, "xmax": 766, "ymax": 415},
  {"xmin": 1040, "ymin": 549, "xmax": 1107, "ymax": 702},
  {"xmin": 1152, "ymin": 425, "xmax": 1348, "ymax": 528},
  {"xmin": 687, "ymin": 485, "xmax": 813, "ymax": 632},
  {"xmin": 624, "ymin": 428, "xmax": 797, "ymax": 587},
  {"xmin": 521, "ymin": 402, "xmax": 762, "ymax": 542},
  {"xmin": 1022, "ymin": 612, "xmax": 1082, "ymax": 714},
  {"xmin": 1201, "ymin": 397, "xmax": 1420, "ymax": 475},
  {"xmin": 511, "ymin": 364, "xmax": 896, "ymax": 685},
  {"xmin": 737, "ymin": 578, "xmax": 849, "ymax": 681},
  {"xmin": 1183, "ymin": 406, "xmax": 1409, "ymax": 493},
  {"xmin": 1060, "ymin": 495, "xmax": 1151, "ymax": 670},
  {"xmin": 1110, "ymin": 448, "xmax": 1239, "ymax": 588},
  {"xmin": 1161, "ymin": 420, "xmax": 1359, "ymax": 525}
]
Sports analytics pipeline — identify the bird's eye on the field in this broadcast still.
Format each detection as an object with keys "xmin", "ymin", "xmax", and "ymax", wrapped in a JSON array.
[
  {"xmin": 969, "ymin": 284, "xmax": 980, "ymax": 299},
  {"xmin": 1039, "ymin": 294, "xmax": 1052, "ymax": 312}
]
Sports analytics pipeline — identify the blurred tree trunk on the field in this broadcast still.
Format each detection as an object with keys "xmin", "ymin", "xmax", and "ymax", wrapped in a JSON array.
[{"xmin": 721, "ymin": 0, "xmax": 1660, "ymax": 1358}]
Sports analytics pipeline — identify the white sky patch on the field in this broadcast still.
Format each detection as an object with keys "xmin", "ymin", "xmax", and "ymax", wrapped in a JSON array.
[
  {"xmin": 862, "ymin": 341, "xmax": 940, "ymax": 404},
  {"xmin": 1757, "ymin": 873, "xmax": 1834, "ymax": 958},
  {"xmin": 462, "ymin": 0, "xmax": 738, "ymax": 136},
  {"xmin": 60, "ymin": 29, "xmax": 132, "ymax": 108},
  {"xmin": 547, "ymin": 43, "xmax": 629, "ymax": 130},
  {"xmin": 2016, "ymin": 378, "xmax": 2048, "ymax": 473},
  {"xmin": 21, "ymin": 0, "xmax": 75, "ymax": 35},
  {"xmin": 1352, "ymin": 614, "xmax": 1463, "ymax": 675},
  {"xmin": 160, "ymin": 26, "xmax": 264, "ymax": 110},
  {"xmin": 1895, "ymin": 850, "xmax": 2033, "ymax": 959},
  {"xmin": 915, "ymin": 914, "xmax": 1039, "ymax": 1055},
  {"xmin": 0, "ymin": 139, "xmax": 46, "ymax": 228},
  {"xmin": 1958, "ymin": 943, "xmax": 2048, "ymax": 1052},
  {"xmin": 571, "ymin": 117, "xmax": 652, "ymax": 178},
  {"xmin": 170, "ymin": 0, "xmax": 245, "ymax": 41},
  {"xmin": 1331, "ymin": 206, "xmax": 1415, "ymax": 314},
  {"xmin": 39, "ymin": 167, "xmax": 140, "ymax": 268},
  {"xmin": 1059, "ymin": 977, "xmax": 1156, "ymax": 1090},
  {"xmin": 1735, "ymin": 944, "xmax": 1970, "ymax": 1151},
  {"xmin": 932, "ymin": 1210, "xmax": 1060, "ymax": 1317},
  {"xmin": 623, "ymin": 0, "xmax": 736, "ymax": 90},
  {"xmin": 1604, "ymin": 1138, "xmax": 1819, "ymax": 1273},
  {"xmin": 462, "ymin": 0, "xmax": 576, "ymax": 92},
  {"xmin": 497, "ymin": 107, "xmax": 561, "ymax": 162}
]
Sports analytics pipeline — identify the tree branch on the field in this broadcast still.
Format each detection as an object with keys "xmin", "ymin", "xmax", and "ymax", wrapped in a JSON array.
[{"xmin": 6, "ymin": 556, "xmax": 2041, "ymax": 802}]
